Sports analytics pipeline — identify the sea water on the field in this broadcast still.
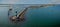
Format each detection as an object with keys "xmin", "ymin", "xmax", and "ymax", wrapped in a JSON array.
[
  {"xmin": 0, "ymin": 5, "xmax": 60, "ymax": 27},
  {"xmin": 22, "ymin": 5, "xmax": 60, "ymax": 27}
]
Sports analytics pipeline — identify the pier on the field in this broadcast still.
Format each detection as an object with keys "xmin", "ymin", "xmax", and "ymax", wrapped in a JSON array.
[
  {"xmin": 17, "ymin": 8, "xmax": 28, "ymax": 21},
  {"xmin": 10, "ymin": 7, "xmax": 28, "ymax": 22},
  {"xmin": 10, "ymin": 4, "xmax": 55, "ymax": 22}
]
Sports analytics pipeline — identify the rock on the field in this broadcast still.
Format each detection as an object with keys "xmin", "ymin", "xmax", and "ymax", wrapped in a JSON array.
[{"xmin": 10, "ymin": 16, "xmax": 17, "ymax": 21}]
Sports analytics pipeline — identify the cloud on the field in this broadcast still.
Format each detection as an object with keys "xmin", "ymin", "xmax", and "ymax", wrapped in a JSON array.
[
  {"xmin": 50, "ymin": 0, "xmax": 60, "ymax": 4},
  {"xmin": 8, "ymin": 0, "xmax": 19, "ymax": 4},
  {"xmin": 0, "ymin": 0, "xmax": 19, "ymax": 4},
  {"xmin": 0, "ymin": 0, "xmax": 60, "ymax": 4}
]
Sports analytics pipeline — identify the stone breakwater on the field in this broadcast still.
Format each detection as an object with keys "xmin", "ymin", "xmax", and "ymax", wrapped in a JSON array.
[{"xmin": 10, "ymin": 4, "xmax": 56, "ymax": 22}]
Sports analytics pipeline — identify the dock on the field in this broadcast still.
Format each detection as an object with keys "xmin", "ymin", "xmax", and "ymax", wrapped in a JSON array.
[
  {"xmin": 10, "ymin": 7, "xmax": 28, "ymax": 22},
  {"xmin": 17, "ymin": 8, "xmax": 28, "ymax": 19},
  {"xmin": 10, "ymin": 4, "xmax": 55, "ymax": 22}
]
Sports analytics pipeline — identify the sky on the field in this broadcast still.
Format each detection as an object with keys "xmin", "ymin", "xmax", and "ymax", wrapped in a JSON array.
[{"xmin": 0, "ymin": 0, "xmax": 60, "ymax": 4}]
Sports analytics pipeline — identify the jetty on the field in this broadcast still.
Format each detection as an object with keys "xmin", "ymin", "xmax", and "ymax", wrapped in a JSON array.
[
  {"xmin": 10, "ymin": 4, "xmax": 55, "ymax": 22},
  {"xmin": 10, "ymin": 7, "xmax": 28, "ymax": 21},
  {"xmin": 17, "ymin": 8, "xmax": 28, "ymax": 19}
]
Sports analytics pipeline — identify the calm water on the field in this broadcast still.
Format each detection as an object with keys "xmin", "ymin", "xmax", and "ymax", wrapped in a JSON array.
[{"xmin": 0, "ymin": 5, "xmax": 60, "ymax": 27}]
